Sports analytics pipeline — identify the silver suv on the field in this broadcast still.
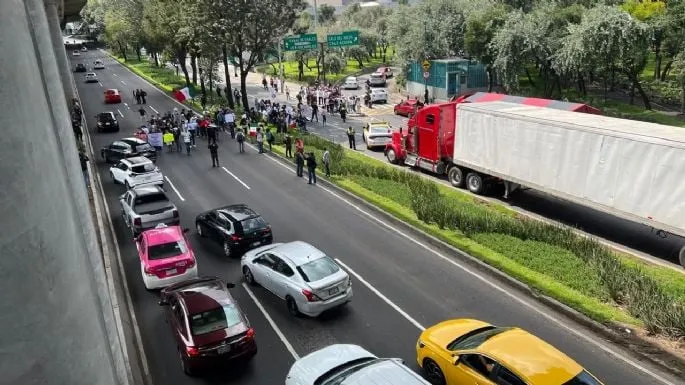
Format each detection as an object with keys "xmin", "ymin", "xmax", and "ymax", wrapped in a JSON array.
[
  {"xmin": 286, "ymin": 344, "xmax": 430, "ymax": 385},
  {"xmin": 120, "ymin": 185, "xmax": 179, "ymax": 235}
]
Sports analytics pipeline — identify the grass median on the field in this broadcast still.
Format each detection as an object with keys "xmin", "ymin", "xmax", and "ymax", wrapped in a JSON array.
[{"xmin": 111, "ymin": 52, "xmax": 685, "ymax": 343}]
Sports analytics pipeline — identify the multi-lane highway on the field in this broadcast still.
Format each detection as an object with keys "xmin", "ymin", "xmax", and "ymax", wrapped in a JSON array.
[{"xmin": 70, "ymin": 49, "xmax": 680, "ymax": 385}]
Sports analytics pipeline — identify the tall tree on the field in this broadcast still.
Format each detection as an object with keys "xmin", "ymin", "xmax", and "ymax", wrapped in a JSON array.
[
  {"xmin": 672, "ymin": 51, "xmax": 685, "ymax": 113},
  {"xmin": 318, "ymin": 4, "xmax": 337, "ymax": 25},
  {"xmin": 464, "ymin": 3, "xmax": 509, "ymax": 91},
  {"xmin": 227, "ymin": 0, "xmax": 306, "ymax": 108}
]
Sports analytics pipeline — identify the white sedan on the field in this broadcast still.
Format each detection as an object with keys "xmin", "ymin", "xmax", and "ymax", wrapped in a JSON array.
[
  {"xmin": 110, "ymin": 156, "xmax": 164, "ymax": 190},
  {"xmin": 241, "ymin": 241, "xmax": 352, "ymax": 317},
  {"xmin": 93, "ymin": 60, "xmax": 105, "ymax": 69},
  {"xmin": 342, "ymin": 76, "xmax": 359, "ymax": 90},
  {"xmin": 370, "ymin": 88, "xmax": 388, "ymax": 103},
  {"xmin": 85, "ymin": 72, "xmax": 98, "ymax": 83}
]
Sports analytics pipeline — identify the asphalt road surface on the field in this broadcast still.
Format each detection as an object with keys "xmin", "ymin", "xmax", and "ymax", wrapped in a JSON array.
[{"xmin": 70, "ymin": 50, "xmax": 681, "ymax": 385}]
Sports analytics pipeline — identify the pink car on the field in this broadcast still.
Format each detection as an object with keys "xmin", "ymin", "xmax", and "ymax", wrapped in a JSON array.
[{"xmin": 136, "ymin": 224, "xmax": 199, "ymax": 290}]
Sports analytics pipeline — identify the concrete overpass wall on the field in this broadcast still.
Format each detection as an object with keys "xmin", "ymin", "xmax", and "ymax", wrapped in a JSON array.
[{"xmin": 0, "ymin": 1, "xmax": 125, "ymax": 384}]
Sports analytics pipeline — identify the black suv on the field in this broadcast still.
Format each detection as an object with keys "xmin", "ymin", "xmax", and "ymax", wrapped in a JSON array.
[
  {"xmin": 195, "ymin": 204, "xmax": 273, "ymax": 257},
  {"xmin": 96, "ymin": 112, "xmax": 119, "ymax": 132},
  {"xmin": 74, "ymin": 63, "xmax": 86, "ymax": 72}
]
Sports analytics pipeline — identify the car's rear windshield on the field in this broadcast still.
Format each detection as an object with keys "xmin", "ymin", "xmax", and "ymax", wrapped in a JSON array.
[
  {"xmin": 240, "ymin": 216, "xmax": 267, "ymax": 233},
  {"xmin": 562, "ymin": 370, "xmax": 603, "ymax": 385},
  {"xmin": 136, "ymin": 143, "xmax": 153, "ymax": 153},
  {"xmin": 296, "ymin": 256, "xmax": 340, "ymax": 283},
  {"xmin": 99, "ymin": 113, "xmax": 114, "ymax": 121},
  {"xmin": 131, "ymin": 163, "xmax": 155, "ymax": 173},
  {"xmin": 370, "ymin": 74, "xmax": 382, "ymax": 79},
  {"xmin": 148, "ymin": 240, "xmax": 187, "ymax": 260},
  {"xmin": 313, "ymin": 357, "xmax": 378, "ymax": 385},
  {"xmin": 189, "ymin": 304, "xmax": 242, "ymax": 336},
  {"xmin": 134, "ymin": 193, "xmax": 168, "ymax": 205},
  {"xmin": 369, "ymin": 127, "xmax": 389, "ymax": 134},
  {"xmin": 447, "ymin": 326, "xmax": 510, "ymax": 350}
]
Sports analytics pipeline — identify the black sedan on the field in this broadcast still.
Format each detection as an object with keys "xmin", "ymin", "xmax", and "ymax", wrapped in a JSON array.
[
  {"xmin": 100, "ymin": 137, "xmax": 157, "ymax": 163},
  {"xmin": 96, "ymin": 112, "xmax": 119, "ymax": 133},
  {"xmin": 74, "ymin": 63, "xmax": 87, "ymax": 73},
  {"xmin": 195, "ymin": 204, "xmax": 273, "ymax": 258}
]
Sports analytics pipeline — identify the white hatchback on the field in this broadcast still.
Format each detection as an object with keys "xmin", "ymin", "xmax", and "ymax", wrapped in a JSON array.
[
  {"xmin": 241, "ymin": 241, "xmax": 352, "ymax": 317},
  {"xmin": 370, "ymin": 88, "xmax": 388, "ymax": 103},
  {"xmin": 93, "ymin": 60, "xmax": 105, "ymax": 69},
  {"xmin": 286, "ymin": 344, "xmax": 430, "ymax": 385},
  {"xmin": 85, "ymin": 72, "xmax": 98, "ymax": 83},
  {"xmin": 110, "ymin": 156, "xmax": 164, "ymax": 190}
]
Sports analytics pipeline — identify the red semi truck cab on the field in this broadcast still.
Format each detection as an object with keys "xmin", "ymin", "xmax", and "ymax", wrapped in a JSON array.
[{"xmin": 385, "ymin": 92, "xmax": 601, "ymax": 177}]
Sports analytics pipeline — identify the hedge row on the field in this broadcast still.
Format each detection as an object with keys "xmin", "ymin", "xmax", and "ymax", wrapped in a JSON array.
[{"xmin": 280, "ymin": 132, "xmax": 685, "ymax": 339}]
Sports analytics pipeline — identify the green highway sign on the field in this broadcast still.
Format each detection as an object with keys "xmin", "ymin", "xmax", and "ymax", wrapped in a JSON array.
[
  {"xmin": 327, "ymin": 31, "xmax": 360, "ymax": 48},
  {"xmin": 283, "ymin": 34, "xmax": 318, "ymax": 51}
]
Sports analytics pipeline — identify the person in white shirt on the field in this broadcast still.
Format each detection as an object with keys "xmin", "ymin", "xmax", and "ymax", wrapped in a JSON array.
[
  {"xmin": 256, "ymin": 128, "xmax": 264, "ymax": 153},
  {"xmin": 182, "ymin": 129, "xmax": 192, "ymax": 156}
]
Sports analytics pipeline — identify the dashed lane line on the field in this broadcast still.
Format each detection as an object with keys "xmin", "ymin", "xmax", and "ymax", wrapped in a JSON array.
[
  {"xmin": 221, "ymin": 166, "xmax": 251, "ymax": 190},
  {"xmin": 164, "ymin": 176, "xmax": 185, "ymax": 201},
  {"xmin": 117, "ymin": 109, "xmax": 124, "ymax": 117}
]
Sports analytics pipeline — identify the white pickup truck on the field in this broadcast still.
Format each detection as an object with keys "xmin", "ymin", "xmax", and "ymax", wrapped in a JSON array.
[{"xmin": 120, "ymin": 185, "xmax": 179, "ymax": 235}]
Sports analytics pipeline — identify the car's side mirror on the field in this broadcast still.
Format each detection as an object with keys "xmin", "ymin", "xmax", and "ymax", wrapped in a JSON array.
[
  {"xmin": 226, "ymin": 282, "xmax": 236, "ymax": 289},
  {"xmin": 451, "ymin": 354, "xmax": 461, "ymax": 366},
  {"xmin": 182, "ymin": 228, "xmax": 190, "ymax": 233},
  {"xmin": 158, "ymin": 299, "xmax": 169, "ymax": 306}
]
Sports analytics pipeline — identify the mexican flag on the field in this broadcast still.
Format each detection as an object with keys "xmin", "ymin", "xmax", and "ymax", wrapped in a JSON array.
[{"xmin": 173, "ymin": 86, "xmax": 195, "ymax": 103}]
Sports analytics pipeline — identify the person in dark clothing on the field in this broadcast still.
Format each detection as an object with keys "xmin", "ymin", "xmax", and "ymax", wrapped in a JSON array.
[
  {"xmin": 284, "ymin": 134, "xmax": 293, "ymax": 157},
  {"xmin": 207, "ymin": 124, "xmax": 217, "ymax": 143},
  {"xmin": 266, "ymin": 128, "xmax": 274, "ymax": 151},
  {"xmin": 141, "ymin": 90, "xmax": 147, "ymax": 104},
  {"xmin": 79, "ymin": 151, "xmax": 89, "ymax": 186},
  {"xmin": 72, "ymin": 121, "xmax": 83, "ymax": 143},
  {"xmin": 347, "ymin": 126, "xmax": 356, "ymax": 150},
  {"xmin": 134, "ymin": 89, "xmax": 141, "ymax": 104},
  {"xmin": 236, "ymin": 129, "xmax": 245, "ymax": 153},
  {"xmin": 209, "ymin": 140, "xmax": 219, "ymax": 167},
  {"xmin": 306, "ymin": 152, "xmax": 317, "ymax": 185},
  {"xmin": 295, "ymin": 151, "xmax": 304, "ymax": 177}
]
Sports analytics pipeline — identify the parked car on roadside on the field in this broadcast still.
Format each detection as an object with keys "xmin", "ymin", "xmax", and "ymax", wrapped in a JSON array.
[
  {"xmin": 120, "ymin": 185, "xmax": 179, "ymax": 235},
  {"xmin": 286, "ymin": 344, "xmax": 429, "ymax": 385},
  {"xmin": 241, "ymin": 241, "xmax": 352, "ymax": 317},
  {"xmin": 101, "ymin": 137, "xmax": 156, "ymax": 163},
  {"xmin": 137, "ymin": 224, "xmax": 198, "ymax": 290},
  {"xmin": 416, "ymin": 318, "xmax": 605, "ymax": 385},
  {"xmin": 369, "ymin": 73, "xmax": 386, "ymax": 87},
  {"xmin": 195, "ymin": 204, "xmax": 273, "ymax": 258},
  {"xmin": 394, "ymin": 99, "xmax": 424, "ymax": 116},
  {"xmin": 159, "ymin": 277, "xmax": 257, "ymax": 375},
  {"xmin": 109, "ymin": 156, "xmax": 163, "ymax": 190}
]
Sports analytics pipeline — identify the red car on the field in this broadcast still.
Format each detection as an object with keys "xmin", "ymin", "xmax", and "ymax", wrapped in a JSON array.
[
  {"xmin": 104, "ymin": 88, "xmax": 121, "ymax": 104},
  {"xmin": 394, "ymin": 99, "xmax": 424, "ymax": 116},
  {"xmin": 375, "ymin": 66, "xmax": 394, "ymax": 78},
  {"xmin": 159, "ymin": 277, "xmax": 257, "ymax": 376}
]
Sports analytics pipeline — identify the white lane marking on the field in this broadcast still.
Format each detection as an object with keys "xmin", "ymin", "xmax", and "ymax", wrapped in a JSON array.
[
  {"xmin": 108, "ymin": 53, "xmax": 675, "ymax": 383},
  {"xmin": 335, "ymin": 258, "xmax": 426, "ymax": 331},
  {"xmin": 117, "ymin": 109, "xmax": 124, "ymax": 117},
  {"xmin": 164, "ymin": 176, "xmax": 185, "ymax": 201},
  {"xmin": 98, "ymin": 82, "xmax": 103, "ymax": 87},
  {"xmin": 150, "ymin": 106, "xmax": 159, "ymax": 114},
  {"xmin": 112, "ymin": 73, "xmax": 118, "ymax": 77},
  {"xmin": 221, "ymin": 166, "xmax": 251, "ymax": 190},
  {"xmin": 123, "ymin": 102, "xmax": 128, "ymax": 108},
  {"xmin": 120, "ymin": 80, "xmax": 126, "ymax": 85},
  {"xmin": 259, "ymin": 153, "xmax": 676, "ymax": 385},
  {"xmin": 242, "ymin": 283, "xmax": 300, "ymax": 360}
]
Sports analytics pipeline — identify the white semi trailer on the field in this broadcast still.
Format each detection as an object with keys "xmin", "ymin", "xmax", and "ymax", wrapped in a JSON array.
[{"xmin": 451, "ymin": 101, "xmax": 685, "ymax": 267}]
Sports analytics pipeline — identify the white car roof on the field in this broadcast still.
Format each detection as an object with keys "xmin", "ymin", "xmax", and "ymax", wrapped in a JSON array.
[
  {"xmin": 274, "ymin": 241, "xmax": 327, "ymax": 266},
  {"xmin": 122, "ymin": 156, "xmax": 153, "ymax": 166},
  {"xmin": 345, "ymin": 77, "xmax": 357, "ymax": 81},
  {"xmin": 122, "ymin": 137, "xmax": 147, "ymax": 144},
  {"xmin": 371, "ymin": 88, "xmax": 386, "ymax": 93},
  {"xmin": 95, "ymin": 59, "xmax": 103, "ymax": 63}
]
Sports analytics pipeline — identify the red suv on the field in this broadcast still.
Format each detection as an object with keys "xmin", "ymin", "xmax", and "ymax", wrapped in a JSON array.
[{"xmin": 159, "ymin": 277, "xmax": 257, "ymax": 375}]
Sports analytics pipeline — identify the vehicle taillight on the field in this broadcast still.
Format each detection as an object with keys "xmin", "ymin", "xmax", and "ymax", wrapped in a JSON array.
[
  {"xmin": 186, "ymin": 258, "xmax": 195, "ymax": 268},
  {"xmin": 185, "ymin": 346, "xmax": 200, "ymax": 357},
  {"xmin": 144, "ymin": 266, "xmax": 155, "ymax": 276},
  {"xmin": 246, "ymin": 328, "xmax": 255, "ymax": 339},
  {"xmin": 265, "ymin": 225, "xmax": 272, "ymax": 232},
  {"xmin": 133, "ymin": 218, "xmax": 142, "ymax": 226},
  {"xmin": 302, "ymin": 289, "xmax": 320, "ymax": 302},
  {"xmin": 172, "ymin": 210, "xmax": 179, "ymax": 218},
  {"xmin": 230, "ymin": 234, "xmax": 242, "ymax": 241}
]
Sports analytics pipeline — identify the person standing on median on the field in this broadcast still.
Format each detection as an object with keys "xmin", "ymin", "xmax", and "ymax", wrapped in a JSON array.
[
  {"xmin": 347, "ymin": 126, "xmax": 356, "ymax": 150},
  {"xmin": 209, "ymin": 139, "xmax": 219, "ymax": 167},
  {"xmin": 79, "ymin": 150, "xmax": 89, "ymax": 187},
  {"xmin": 256, "ymin": 127, "xmax": 264, "ymax": 154},
  {"xmin": 322, "ymin": 148, "xmax": 331, "ymax": 177},
  {"xmin": 295, "ymin": 151, "xmax": 304, "ymax": 177},
  {"xmin": 284, "ymin": 133, "xmax": 293, "ymax": 157},
  {"xmin": 306, "ymin": 152, "xmax": 317, "ymax": 185}
]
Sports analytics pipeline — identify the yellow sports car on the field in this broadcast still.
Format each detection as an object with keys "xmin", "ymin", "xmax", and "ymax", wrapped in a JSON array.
[{"xmin": 416, "ymin": 319, "xmax": 604, "ymax": 385}]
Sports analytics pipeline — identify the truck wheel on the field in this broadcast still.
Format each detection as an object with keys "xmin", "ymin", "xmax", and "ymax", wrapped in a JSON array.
[
  {"xmin": 447, "ymin": 166, "xmax": 465, "ymax": 188},
  {"xmin": 466, "ymin": 172, "xmax": 484, "ymax": 194},
  {"xmin": 679, "ymin": 246, "xmax": 685, "ymax": 268},
  {"xmin": 385, "ymin": 148, "xmax": 398, "ymax": 164}
]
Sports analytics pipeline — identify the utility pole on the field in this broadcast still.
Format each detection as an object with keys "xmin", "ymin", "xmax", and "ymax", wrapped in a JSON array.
[
  {"xmin": 313, "ymin": 0, "xmax": 318, "ymax": 29},
  {"xmin": 320, "ymin": 41, "xmax": 326, "ymax": 83},
  {"xmin": 277, "ymin": 38, "xmax": 284, "ymax": 92}
]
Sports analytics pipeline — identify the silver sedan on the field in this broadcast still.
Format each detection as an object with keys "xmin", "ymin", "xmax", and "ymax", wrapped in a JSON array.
[{"xmin": 241, "ymin": 241, "xmax": 353, "ymax": 317}]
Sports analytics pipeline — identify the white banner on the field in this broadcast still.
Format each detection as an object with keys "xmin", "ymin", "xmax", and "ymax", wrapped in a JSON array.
[{"xmin": 148, "ymin": 132, "xmax": 163, "ymax": 147}]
